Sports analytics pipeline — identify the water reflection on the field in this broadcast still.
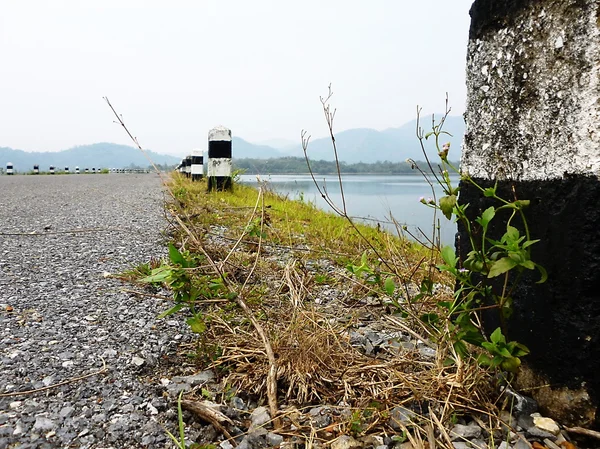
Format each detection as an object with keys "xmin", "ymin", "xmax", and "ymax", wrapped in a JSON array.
[{"xmin": 240, "ymin": 174, "xmax": 458, "ymax": 245}]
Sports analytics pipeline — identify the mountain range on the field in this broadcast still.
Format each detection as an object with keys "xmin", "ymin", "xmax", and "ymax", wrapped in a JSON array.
[
  {"xmin": 0, "ymin": 143, "xmax": 181, "ymax": 172},
  {"xmin": 1, "ymin": 115, "xmax": 465, "ymax": 171}
]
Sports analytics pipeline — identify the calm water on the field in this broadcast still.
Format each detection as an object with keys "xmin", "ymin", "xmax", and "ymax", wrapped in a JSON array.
[{"xmin": 240, "ymin": 174, "xmax": 458, "ymax": 245}]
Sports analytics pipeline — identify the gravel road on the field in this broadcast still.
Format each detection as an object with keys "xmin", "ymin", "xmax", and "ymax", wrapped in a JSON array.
[{"xmin": 0, "ymin": 174, "xmax": 187, "ymax": 448}]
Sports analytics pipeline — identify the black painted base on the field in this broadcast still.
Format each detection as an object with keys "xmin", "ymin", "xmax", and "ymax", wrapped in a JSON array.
[
  {"xmin": 191, "ymin": 174, "xmax": 203, "ymax": 181},
  {"xmin": 207, "ymin": 176, "xmax": 232, "ymax": 192},
  {"xmin": 458, "ymin": 176, "xmax": 600, "ymax": 427}
]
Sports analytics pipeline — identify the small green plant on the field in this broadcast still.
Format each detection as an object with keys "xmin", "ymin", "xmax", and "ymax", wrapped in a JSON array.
[
  {"xmin": 164, "ymin": 391, "xmax": 187, "ymax": 449},
  {"xmin": 140, "ymin": 243, "xmax": 229, "ymax": 334},
  {"xmin": 244, "ymin": 217, "xmax": 267, "ymax": 239},
  {"xmin": 411, "ymin": 102, "xmax": 547, "ymax": 371}
]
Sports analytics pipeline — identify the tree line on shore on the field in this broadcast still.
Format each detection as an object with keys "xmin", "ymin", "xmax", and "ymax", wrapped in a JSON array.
[{"xmin": 233, "ymin": 156, "xmax": 456, "ymax": 175}]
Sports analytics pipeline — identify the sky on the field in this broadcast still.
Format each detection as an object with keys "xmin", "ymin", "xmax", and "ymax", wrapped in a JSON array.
[{"xmin": 1, "ymin": 1, "xmax": 474, "ymax": 157}]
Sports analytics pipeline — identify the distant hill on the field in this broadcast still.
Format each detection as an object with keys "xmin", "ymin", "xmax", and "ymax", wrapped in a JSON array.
[
  {"xmin": 232, "ymin": 137, "xmax": 285, "ymax": 159},
  {"xmin": 0, "ymin": 143, "xmax": 180, "ymax": 172},
  {"xmin": 0, "ymin": 115, "xmax": 465, "ymax": 171},
  {"xmin": 278, "ymin": 115, "xmax": 465, "ymax": 163}
]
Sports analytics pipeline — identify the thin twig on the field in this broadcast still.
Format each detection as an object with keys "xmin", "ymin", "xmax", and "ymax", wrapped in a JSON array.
[
  {"xmin": 565, "ymin": 426, "xmax": 600, "ymax": 440},
  {"xmin": 0, "ymin": 359, "xmax": 108, "ymax": 397}
]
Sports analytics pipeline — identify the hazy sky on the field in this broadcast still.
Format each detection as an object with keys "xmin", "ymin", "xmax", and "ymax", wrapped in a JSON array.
[{"xmin": 1, "ymin": 1, "xmax": 473, "ymax": 156}]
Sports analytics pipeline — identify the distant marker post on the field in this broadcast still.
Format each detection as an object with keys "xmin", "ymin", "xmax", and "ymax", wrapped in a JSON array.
[
  {"xmin": 207, "ymin": 126, "xmax": 232, "ymax": 191},
  {"xmin": 191, "ymin": 149, "xmax": 204, "ymax": 181}
]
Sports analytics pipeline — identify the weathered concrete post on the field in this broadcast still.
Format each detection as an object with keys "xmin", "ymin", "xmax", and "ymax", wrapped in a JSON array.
[
  {"xmin": 190, "ymin": 149, "xmax": 204, "ymax": 181},
  {"xmin": 207, "ymin": 126, "xmax": 232, "ymax": 191},
  {"xmin": 462, "ymin": 0, "xmax": 600, "ymax": 427}
]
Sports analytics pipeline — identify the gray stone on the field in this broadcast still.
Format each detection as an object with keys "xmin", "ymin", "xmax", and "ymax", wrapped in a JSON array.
[
  {"xmin": 469, "ymin": 439, "xmax": 488, "ymax": 449},
  {"xmin": 517, "ymin": 414, "xmax": 534, "ymax": 431},
  {"xmin": 388, "ymin": 406, "xmax": 416, "ymax": 430},
  {"xmin": 230, "ymin": 396, "xmax": 246, "ymax": 410},
  {"xmin": 526, "ymin": 426, "xmax": 557, "ymax": 440},
  {"xmin": 513, "ymin": 439, "xmax": 533, "ymax": 449},
  {"xmin": 331, "ymin": 435, "xmax": 361, "ymax": 449},
  {"xmin": 309, "ymin": 406, "xmax": 332, "ymax": 429},
  {"xmin": 250, "ymin": 406, "xmax": 271, "ymax": 430},
  {"xmin": 266, "ymin": 432, "xmax": 284, "ymax": 447},
  {"xmin": 131, "ymin": 356, "xmax": 145, "ymax": 367},
  {"xmin": 451, "ymin": 443, "xmax": 469, "ymax": 449},
  {"xmin": 220, "ymin": 440, "xmax": 235, "ymax": 449},
  {"xmin": 504, "ymin": 388, "xmax": 538, "ymax": 418},
  {"xmin": 32, "ymin": 417, "xmax": 56, "ymax": 431},
  {"xmin": 450, "ymin": 423, "xmax": 482, "ymax": 441}
]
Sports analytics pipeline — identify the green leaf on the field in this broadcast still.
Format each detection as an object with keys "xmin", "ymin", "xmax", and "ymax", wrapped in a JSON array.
[
  {"xmin": 520, "ymin": 260, "xmax": 535, "ymax": 270},
  {"xmin": 168, "ymin": 243, "xmax": 186, "ymax": 267},
  {"xmin": 186, "ymin": 315, "xmax": 207, "ymax": 334},
  {"xmin": 453, "ymin": 340, "xmax": 469, "ymax": 358},
  {"xmin": 522, "ymin": 239, "xmax": 540, "ymax": 249},
  {"xmin": 480, "ymin": 207, "xmax": 495, "ymax": 229},
  {"xmin": 384, "ymin": 277, "xmax": 395, "ymax": 296},
  {"xmin": 488, "ymin": 257, "xmax": 518, "ymax": 278},
  {"xmin": 477, "ymin": 353, "xmax": 493, "ymax": 366},
  {"xmin": 420, "ymin": 313, "xmax": 439, "ymax": 326},
  {"xmin": 514, "ymin": 200, "xmax": 530, "ymax": 209},
  {"xmin": 535, "ymin": 264, "xmax": 548, "ymax": 284},
  {"xmin": 505, "ymin": 226, "xmax": 520, "ymax": 241},
  {"xmin": 501, "ymin": 356, "xmax": 521, "ymax": 372},
  {"xmin": 441, "ymin": 245, "xmax": 457, "ymax": 268},
  {"xmin": 490, "ymin": 327, "xmax": 506, "ymax": 345},
  {"xmin": 439, "ymin": 194, "xmax": 457, "ymax": 220},
  {"xmin": 141, "ymin": 266, "xmax": 172, "ymax": 284},
  {"xmin": 157, "ymin": 303, "xmax": 184, "ymax": 319},
  {"xmin": 512, "ymin": 342, "xmax": 530, "ymax": 357},
  {"xmin": 483, "ymin": 187, "xmax": 496, "ymax": 197}
]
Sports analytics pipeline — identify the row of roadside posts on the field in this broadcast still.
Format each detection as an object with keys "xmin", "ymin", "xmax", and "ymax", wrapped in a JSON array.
[
  {"xmin": 6, "ymin": 165, "xmax": 94, "ymax": 174},
  {"xmin": 4, "ymin": 164, "xmax": 147, "ymax": 174},
  {"xmin": 177, "ymin": 126, "xmax": 233, "ymax": 191}
]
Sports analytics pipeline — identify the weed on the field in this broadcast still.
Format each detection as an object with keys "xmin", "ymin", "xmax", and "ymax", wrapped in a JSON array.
[{"xmin": 411, "ymin": 98, "xmax": 546, "ymax": 372}]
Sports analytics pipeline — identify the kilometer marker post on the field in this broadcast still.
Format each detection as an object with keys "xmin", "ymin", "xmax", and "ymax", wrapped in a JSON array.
[{"xmin": 207, "ymin": 126, "xmax": 232, "ymax": 191}]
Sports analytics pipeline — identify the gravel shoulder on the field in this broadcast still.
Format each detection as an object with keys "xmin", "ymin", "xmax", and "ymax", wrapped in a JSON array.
[{"xmin": 0, "ymin": 174, "xmax": 187, "ymax": 448}]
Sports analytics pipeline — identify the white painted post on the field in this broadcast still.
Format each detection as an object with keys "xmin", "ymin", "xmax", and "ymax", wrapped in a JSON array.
[
  {"xmin": 207, "ymin": 126, "xmax": 232, "ymax": 191},
  {"xmin": 49, "ymin": 166, "xmax": 55, "ymax": 175},
  {"xmin": 92, "ymin": 167, "xmax": 96, "ymax": 174},
  {"xmin": 75, "ymin": 166, "xmax": 80, "ymax": 174},
  {"xmin": 6, "ymin": 162, "xmax": 14, "ymax": 175},
  {"xmin": 462, "ymin": 0, "xmax": 600, "ymax": 428},
  {"xmin": 85, "ymin": 168, "xmax": 89, "ymax": 173},
  {"xmin": 191, "ymin": 149, "xmax": 204, "ymax": 181},
  {"xmin": 33, "ymin": 164, "xmax": 39, "ymax": 175},
  {"xmin": 65, "ymin": 166, "xmax": 69, "ymax": 174}
]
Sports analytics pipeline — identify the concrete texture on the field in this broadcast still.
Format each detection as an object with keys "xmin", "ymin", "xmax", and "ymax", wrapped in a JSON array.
[{"xmin": 461, "ymin": 0, "xmax": 600, "ymax": 427}]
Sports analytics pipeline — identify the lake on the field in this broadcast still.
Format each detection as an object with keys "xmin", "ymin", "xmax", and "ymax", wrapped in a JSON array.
[{"xmin": 239, "ymin": 174, "xmax": 458, "ymax": 245}]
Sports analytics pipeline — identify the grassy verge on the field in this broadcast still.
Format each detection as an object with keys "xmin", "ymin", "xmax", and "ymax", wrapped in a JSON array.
[{"xmin": 126, "ymin": 173, "xmax": 502, "ymax": 448}]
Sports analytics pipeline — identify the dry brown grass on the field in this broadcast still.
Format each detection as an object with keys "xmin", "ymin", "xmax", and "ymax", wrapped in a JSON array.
[{"xmin": 157, "ymin": 174, "xmax": 505, "ymax": 446}]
